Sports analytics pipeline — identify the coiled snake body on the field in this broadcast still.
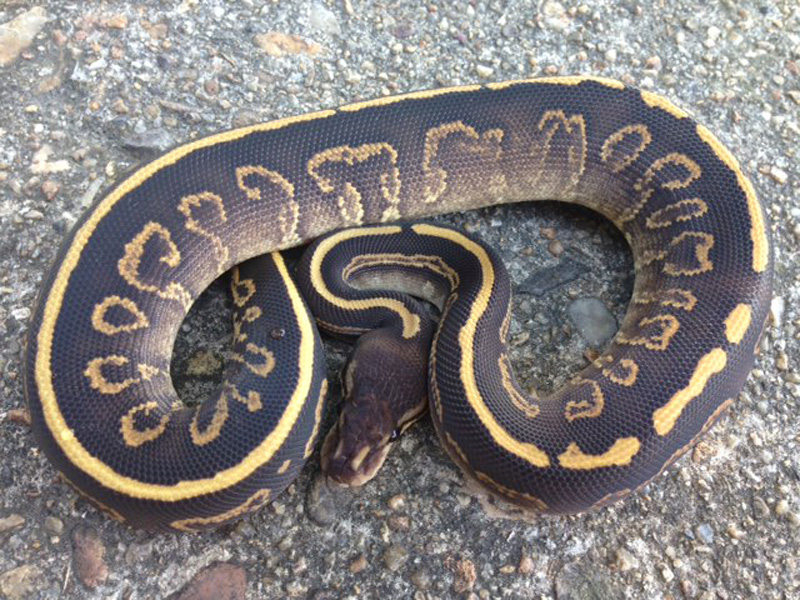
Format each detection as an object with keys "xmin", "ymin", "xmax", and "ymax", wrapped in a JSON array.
[{"xmin": 25, "ymin": 77, "xmax": 772, "ymax": 530}]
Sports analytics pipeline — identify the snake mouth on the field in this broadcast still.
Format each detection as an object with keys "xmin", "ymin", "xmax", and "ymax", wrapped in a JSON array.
[{"xmin": 321, "ymin": 424, "xmax": 394, "ymax": 487}]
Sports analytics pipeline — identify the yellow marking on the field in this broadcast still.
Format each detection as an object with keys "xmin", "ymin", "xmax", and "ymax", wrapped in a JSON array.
[
  {"xmin": 422, "ymin": 121, "xmax": 504, "ymax": 204},
  {"xmin": 304, "ymin": 379, "xmax": 328, "ymax": 459},
  {"xmin": 242, "ymin": 306, "xmax": 262, "ymax": 322},
  {"xmin": 565, "ymin": 378, "xmax": 605, "ymax": 421},
  {"xmin": 640, "ymin": 90, "xmax": 690, "ymax": 119},
  {"xmin": 91, "ymin": 296, "xmax": 149, "ymax": 335},
  {"xmin": 634, "ymin": 288, "xmax": 697, "ymax": 312},
  {"xmin": 230, "ymin": 267, "xmax": 256, "ymax": 308},
  {"xmin": 170, "ymin": 488, "xmax": 271, "ymax": 531},
  {"xmin": 485, "ymin": 76, "xmax": 624, "ymax": 90},
  {"xmin": 349, "ymin": 446, "xmax": 371, "ymax": 472},
  {"xmin": 307, "ymin": 143, "xmax": 401, "ymax": 225},
  {"xmin": 178, "ymin": 192, "xmax": 229, "ymax": 270},
  {"xmin": 444, "ymin": 432, "xmax": 469, "ymax": 465},
  {"xmin": 724, "ymin": 304, "xmax": 752, "ymax": 345},
  {"xmin": 645, "ymin": 197, "xmax": 708, "ymax": 229},
  {"xmin": 223, "ymin": 382, "xmax": 262, "ymax": 412},
  {"xmin": 37, "ymin": 253, "xmax": 317, "ymax": 500},
  {"xmin": 277, "ymin": 460, "xmax": 292, "ymax": 475},
  {"xmin": 474, "ymin": 471, "xmax": 548, "ymax": 511},
  {"xmin": 622, "ymin": 153, "xmax": 702, "ymax": 223},
  {"xmin": 535, "ymin": 110, "xmax": 587, "ymax": 192},
  {"xmin": 309, "ymin": 226, "xmax": 421, "ymax": 339},
  {"xmin": 499, "ymin": 302, "xmax": 512, "ymax": 344},
  {"xmin": 695, "ymin": 123, "xmax": 768, "ymax": 273},
  {"xmin": 602, "ymin": 358, "xmax": 639, "ymax": 387},
  {"xmin": 189, "ymin": 394, "xmax": 229, "ymax": 446},
  {"xmin": 412, "ymin": 223, "xmax": 550, "ymax": 467},
  {"xmin": 600, "ymin": 124, "xmax": 652, "ymax": 173},
  {"xmin": 618, "ymin": 315, "xmax": 680, "ymax": 351},
  {"xmin": 653, "ymin": 348, "xmax": 728, "ymax": 436},
  {"xmin": 429, "ymin": 344, "xmax": 444, "ymax": 422},
  {"xmin": 231, "ymin": 343, "xmax": 275, "ymax": 378},
  {"xmin": 663, "ymin": 231, "xmax": 714, "ymax": 276},
  {"xmin": 120, "ymin": 401, "xmax": 170, "ymax": 447},
  {"xmin": 498, "ymin": 354, "xmax": 540, "ymax": 419},
  {"xmin": 34, "ymin": 108, "xmax": 331, "ymax": 498},
  {"xmin": 83, "ymin": 356, "xmax": 164, "ymax": 395},
  {"xmin": 338, "ymin": 85, "xmax": 481, "ymax": 112},
  {"xmin": 558, "ymin": 437, "xmax": 641, "ymax": 469},
  {"xmin": 235, "ymin": 165, "xmax": 300, "ymax": 246},
  {"xmin": 117, "ymin": 222, "xmax": 191, "ymax": 309}
]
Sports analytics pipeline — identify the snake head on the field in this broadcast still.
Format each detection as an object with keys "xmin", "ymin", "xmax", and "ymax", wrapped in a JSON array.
[{"xmin": 320, "ymin": 358, "xmax": 404, "ymax": 487}]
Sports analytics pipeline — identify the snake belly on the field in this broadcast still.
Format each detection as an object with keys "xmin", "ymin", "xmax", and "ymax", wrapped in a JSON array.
[{"xmin": 24, "ymin": 77, "xmax": 772, "ymax": 530}]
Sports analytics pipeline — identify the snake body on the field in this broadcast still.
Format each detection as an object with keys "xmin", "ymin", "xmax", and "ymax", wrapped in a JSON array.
[{"xmin": 25, "ymin": 77, "xmax": 772, "ymax": 530}]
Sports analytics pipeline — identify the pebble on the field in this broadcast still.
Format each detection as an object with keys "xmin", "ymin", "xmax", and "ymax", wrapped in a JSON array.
[
  {"xmin": 775, "ymin": 499, "xmax": 789, "ymax": 516},
  {"xmin": 0, "ymin": 565, "xmax": 41, "ymax": 600},
  {"xmin": 71, "ymin": 525, "xmax": 108, "ymax": 589},
  {"xmin": 309, "ymin": 4, "xmax": 341, "ymax": 36},
  {"xmin": 752, "ymin": 496, "xmax": 770, "ymax": 519},
  {"xmin": 767, "ymin": 166, "xmax": 788, "ymax": 185},
  {"xmin": 387, "ymin": 494, "xmax": 406, "ymax": 511},
  {"xmin": 695, "ymin": 523, "xmax": 714, "ymax": 544},
  {"xmin": 518, "ymin": 552, "xmax": 535, "ymax": 575},
  {"xmin": 43, "ymin": 516, "xmax": 63, "ymax": 536},
  {"xmin": 409, "ymin": 568, "xmax": 431, "ymax": 590},
  {"xmin": 349, "ymin": 554, "xmax": 367, "ymax": 574},
  {"xmin": 541, "ymin": 1, "xmax": 571, "ymax": 32},
  {"xmin": 382, "ymin": 545, "xmax": 408, "ymax": 572},
  {"xmin": 0, "ymin": 7, "xmax": 48, "ymax": 67},
  {"xmin": 548, "ymin": 240, "xmax": 564, "ymax": 256},
  {"xmin": 175, "ymin": 562, "xmax": 246, "ymax": 600},
  {"xmin": 305, "ymin": 474, "xmax": 338, "ymax": 526},
  {"xmin": 614, "ymin": 548, "xmax": 639, "ymax": 571},
  {"xmin": 475, "ymin": 64, "xmax": 494, "ymax": 78},
  {"xmin": 253, "ymin": 32, "xmax": 324, "ymax": 57},
  {"xmin": 449, "ymin": 558, "xmax": 477, "ymax": 593},
  {"xmin": 567, "ymin": 298, "xmax": 618, "ymax": 347},
  {"xmin": 692, "ymin": 440, "xmax": 716, "ymax": 463},
  {"xmin": 727, "ymin": 523, "xmax": 745, "ymax": 539},
  {"xmin": 770, "ymin": 296, "xmax": 784, "ymax": 326},
  {"xmin": 0, "ymin": 514, "xmax": 25, "ymax": 534}
]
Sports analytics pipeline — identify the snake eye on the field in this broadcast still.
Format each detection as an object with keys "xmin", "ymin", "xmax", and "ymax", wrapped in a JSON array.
[{"xmin": 389, "ymin": 428, "xmax": 401, "ymax": 441}]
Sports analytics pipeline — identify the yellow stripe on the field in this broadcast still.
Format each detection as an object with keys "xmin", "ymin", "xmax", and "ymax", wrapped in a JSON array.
[
  {"xmin": 308, "ymin": 226, "xmax": 421, "ymax": 339},
  {"xmin": 558, "ymin": 437, "xmax": 641, "ymax": 469},
  {"xmin": 653, "ymin": 348, "xmax": 727, "ymax": 436},
  {"xmin": 36, "ymin": 253, "xmax": 317, "ymax": 500},
  {"xmin": 412, "ymin": 223, "xmax": 550, "ymax": 467},
  {"xmin": 486, "ymin": 76, "xmax": 624, "ymax": 90},
  {"xmin": 724, "ymin": 303, "xmax": 752, "ymax": 344},
  {"xmin": 339, "ymin": 85, "xmax": 482, "ymax": 112},
  {"xmin": 639, "ymin": 90, "xmax": 690, "ymax": 119},
  {"xmin": 695, "ymin": 124, "xmax": 769, "ymax": 273}
]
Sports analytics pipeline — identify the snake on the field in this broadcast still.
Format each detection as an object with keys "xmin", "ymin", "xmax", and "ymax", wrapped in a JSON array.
[{"xmin": 24, "ymin": 77, "xmax": 772, "ymax": 531}]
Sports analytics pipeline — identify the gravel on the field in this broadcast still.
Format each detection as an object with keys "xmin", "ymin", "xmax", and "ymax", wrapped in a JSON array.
[{"xmin": 1, "ymin": 1, "xmax": 798, "ymax": 598}]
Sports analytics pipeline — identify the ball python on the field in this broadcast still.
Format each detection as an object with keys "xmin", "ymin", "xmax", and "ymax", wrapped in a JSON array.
[{"xmin": 24, "ymin": 77, "xmax": 772, "ymax": 530}]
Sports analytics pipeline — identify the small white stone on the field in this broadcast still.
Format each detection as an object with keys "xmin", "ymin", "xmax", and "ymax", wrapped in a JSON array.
[
  {"xmin": 475, "ymin": 64, "xmax": 494, "ymax": 78},
  {"xmin": 768, "ymin": 166, "xmax": 788, "ymax": 185}
]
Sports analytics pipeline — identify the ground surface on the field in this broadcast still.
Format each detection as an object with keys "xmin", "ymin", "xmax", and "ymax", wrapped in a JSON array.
[{"xmin": 0, "ymin": 1, "xmax": 798, "ymax": 599}]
